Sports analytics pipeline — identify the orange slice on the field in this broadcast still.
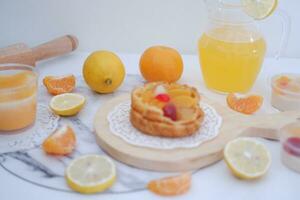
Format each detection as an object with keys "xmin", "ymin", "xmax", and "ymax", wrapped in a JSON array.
[
  {"xmin": 172, "ymin": 96, "xmax": 197, "ymax": 108},
  {"xmin": 43, "ymin": 74, "xmax": 76, "ymax": 95},
  {"xmin": 227, "ymin": 93, "xmax": 263, "ymax": 115},
  {"xmin": 42, "ymin": 125, "xmax": 76, "ymax": 155},
  {"xmin": 147, "ymin": 173, "xmax": 191, "ymax": 196}
]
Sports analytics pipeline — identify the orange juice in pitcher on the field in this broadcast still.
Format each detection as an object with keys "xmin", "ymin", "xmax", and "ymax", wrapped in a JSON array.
[
  {"xmin": 199, "ymin": 26, "xmax": 266, "ymax": 93},
  {"xmin": 198, "ymin": 0, "xmax": 289, "ymax": 93}
]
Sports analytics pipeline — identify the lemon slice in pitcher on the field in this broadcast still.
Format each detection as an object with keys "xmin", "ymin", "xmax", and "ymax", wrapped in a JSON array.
[
  {"xmin": 224, "ymin": 137, "xmax": 271, "ymax": 179},
  {"xmin": 241, "ymin": 0, "xmax": 278, "ymax": 20},
  {"xmin": 65, "ymin": 155, "xmax": 116, "ymax": 194}
]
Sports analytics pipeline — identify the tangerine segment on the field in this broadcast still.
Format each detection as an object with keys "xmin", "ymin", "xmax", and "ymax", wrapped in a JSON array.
[
  {"xmin": 43, "ymin": 125, "xmax": 76, "ymax": 155},
  {"xmin": 43, "ymin": 74, "xmax": 76, "ymax": 95},
  {"xmin": 147, "ymin": 173, "xmax": 191, "ymax": 196},
  {"xmin": 227, "ymin": 93, "xmax": 263, "ymax": 115}
]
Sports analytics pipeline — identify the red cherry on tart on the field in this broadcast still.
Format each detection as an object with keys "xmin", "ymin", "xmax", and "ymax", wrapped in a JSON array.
[
  {"xmin": 283, "ymin": 137, "xmax": 300, "ymax": 157},
  {"xmin": 163, "ymin": 103, "xmax": 177, "ymax": 121},
  {"xmin": 155, "ymin": 94, "xmax": 170, "ymax": 102}
]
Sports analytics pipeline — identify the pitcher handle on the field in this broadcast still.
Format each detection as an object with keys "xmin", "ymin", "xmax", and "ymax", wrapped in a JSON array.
[{"xmin": 274, "ymin": 9, "xmax": 291, "ymax": 59}]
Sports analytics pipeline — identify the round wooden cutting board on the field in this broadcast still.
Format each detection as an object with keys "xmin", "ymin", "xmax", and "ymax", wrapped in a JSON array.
[{"xmin": 94, "ymin": 94, "xmax": 300, "ymax": 172}]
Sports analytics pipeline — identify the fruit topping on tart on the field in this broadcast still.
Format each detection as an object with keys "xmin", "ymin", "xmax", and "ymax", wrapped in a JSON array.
[{"xmin": 275, "ymin": 75, "xmax": 300, "ymax": 93}]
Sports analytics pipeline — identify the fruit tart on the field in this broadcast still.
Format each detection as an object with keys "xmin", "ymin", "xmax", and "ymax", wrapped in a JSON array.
[{"xmin": 130, "ymin": 82, "xmax": 204, "ymax": 138}]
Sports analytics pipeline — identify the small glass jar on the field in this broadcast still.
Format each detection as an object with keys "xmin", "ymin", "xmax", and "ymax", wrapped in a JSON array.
[
  {"xmin": 0, "ymin": 64, "xmax": 38, "ymax": 132},
  {"xmin": 271, "ymin": 74, "xmax": 300, "ymax": 111},
  {"xmin": 280, "ymin": 122, "xmax": 300, "ymax": 173}
]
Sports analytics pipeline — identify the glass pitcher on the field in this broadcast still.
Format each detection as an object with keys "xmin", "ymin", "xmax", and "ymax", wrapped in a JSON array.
[{"xmin": 198, "ymin": 0, "xmax": 290, "ymax": 93}]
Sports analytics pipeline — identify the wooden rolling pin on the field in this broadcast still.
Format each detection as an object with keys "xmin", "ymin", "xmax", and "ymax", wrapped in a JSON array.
[{"xmin": 0, "ymin": 35, "xmax": 78, "ymax": 66}]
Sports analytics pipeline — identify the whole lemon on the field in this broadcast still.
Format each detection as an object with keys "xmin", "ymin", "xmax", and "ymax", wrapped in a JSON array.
[{"xmin": 83, "ymin": 51, "xmax": 125, "ymax": 93}]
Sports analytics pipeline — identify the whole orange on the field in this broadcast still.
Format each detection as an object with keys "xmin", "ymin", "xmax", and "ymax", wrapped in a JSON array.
[{"xmin": 139, "ymin": 46, "xmax": 183, "ymax": 83}]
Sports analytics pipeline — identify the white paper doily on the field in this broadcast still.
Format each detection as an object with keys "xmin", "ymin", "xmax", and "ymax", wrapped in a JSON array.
[
  {"xmin": 107, "ymin": 101, "xmax": 222, "ymax": 149},
  {"xmin": 0, "ymin": 104, "xmax": 59, "ymax": 153}
]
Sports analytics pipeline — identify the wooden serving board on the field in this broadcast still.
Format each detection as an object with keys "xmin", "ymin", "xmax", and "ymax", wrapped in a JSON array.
[{"xmin": 94, "ymin": 94, "xmax": 300, "ymax": 172}]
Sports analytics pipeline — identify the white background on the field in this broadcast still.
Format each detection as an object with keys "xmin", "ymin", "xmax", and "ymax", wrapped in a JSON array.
[
  {"xmin": 0, "ymin": 1, "xmax": 300, "ymax": 199},
  {"xmin": 0, "ymin": 0, "xmax": 299, "ymax": 58}
]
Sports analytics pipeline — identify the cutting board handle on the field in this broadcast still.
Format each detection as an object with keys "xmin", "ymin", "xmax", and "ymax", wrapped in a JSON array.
[
  {"xmin": 32, "ymin": 35, "xmax": 78, "ymax": 62},
  {"xmin": 244, "ymin": 110, "xmax": 300, "ymax": 140}
]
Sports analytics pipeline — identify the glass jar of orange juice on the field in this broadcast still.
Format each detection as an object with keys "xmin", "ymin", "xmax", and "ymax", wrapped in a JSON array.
[
  {"xmin": 0, "ymin": 64, "xmax": 38, "ymax": 132},
  {"xmin": 198, "ymin": 0, "xmax": 290, "ymax": 93}
]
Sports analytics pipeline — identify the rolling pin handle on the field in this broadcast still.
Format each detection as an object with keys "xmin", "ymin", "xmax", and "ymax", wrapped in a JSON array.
[{"xmin": 32, "ymin": 35, "xmax": 79, "ymax": 62}]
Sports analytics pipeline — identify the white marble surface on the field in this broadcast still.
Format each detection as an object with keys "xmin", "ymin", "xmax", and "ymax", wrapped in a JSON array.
[
  {"xmin": 0, "ymin": 75, "xmax": 171, "ymax": 194},
  {"xmin": 0, "ymin": 52, "xmax": 300, "ymax": 200}
]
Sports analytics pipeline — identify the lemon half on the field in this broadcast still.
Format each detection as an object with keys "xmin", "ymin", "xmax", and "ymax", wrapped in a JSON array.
[
  {"xmin": 65, "ymin": 154, "xmax": 116, "ymax": 194},
  {"xmin": 224, "ymin": 137, "xmax": 271, "ymax": 179},
  {"xmin": 241, "ymin": 0, "xmax": 278, "ymax": 20},
  {"xmin": 50, "ymin": 93, "xmax": 85, "ymax": 116}
]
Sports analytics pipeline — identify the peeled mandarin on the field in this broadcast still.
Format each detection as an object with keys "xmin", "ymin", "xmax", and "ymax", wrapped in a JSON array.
[
  {"xmin": 227, "ymin": 93, "xmax": 263, "ymax": 114},
  {"xmin": 43, "ymin": 74, "xmax": 76, "ymax": 95},
  {"xmin": 43, "ymin": 125, "xmax": 76, "ymax": 155},
  {"xmin": 148, "ymin": 173, "xmax": 191, "ymax": 196}
]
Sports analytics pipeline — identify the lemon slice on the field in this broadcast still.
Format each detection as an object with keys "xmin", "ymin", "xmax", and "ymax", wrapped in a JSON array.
[
  {"xmin": 50, "ymin": 93, "xmax": 85, "ymax": 116},
  {"xmin": 241, "ymin": 0, "xmax": 278, "ymax": 20},
  {"xmin": 65, "ymin": 154, "xmax": 116, "ymax": 194},
  {"xmin": 224, "ymin": 137, "xmax": 271, "ymax": 179}
]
